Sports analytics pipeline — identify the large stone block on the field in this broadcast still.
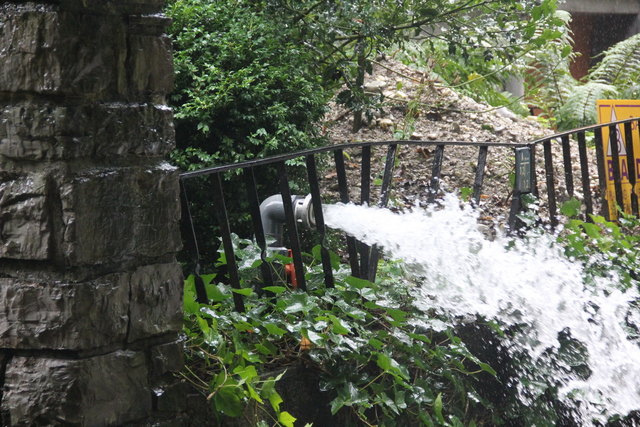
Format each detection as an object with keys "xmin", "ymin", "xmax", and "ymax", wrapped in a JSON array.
[
  {"xmin": 0, "ymin": 4, "xmax": 126, "ymax": 97},
  {"xmin": 0, "ymin": 263, "xmax": 182, "ymax": 350},
  {"xmin": 57, "ymin": 0, "xmax": 166, "ymax": 15},
  {"xmin": 128, "ymin": 263, "xmax": 183, "ymax": 343},
  {"xmin": 127, "ymin": 14, "xmax": 174, "ymax": 99},
  {"xmin": 1, "ymin": 163, "xmax": 181, "ymax": 265},
  {"xmin": 150, "ymin": 340, "xmax": 185, "ymax": 377},
  {"xmin": 59, "ymin": 163, "xmax": 182, "ymax": 267},
  {"xmin": 0, "ymin": 274, "xmax": 129, "ymax": 350},
  {"xmin": 0, "ymin": 171, "xmax": 50, "ymax": 260},
  {"xmin": 0, "ymin": 4, "xmax": 171, "ymax": 100},
  {"xmin": 1, "ymin": 351, "xmax": 151, "ymax": 426},
  {"xmin": 0, "ymin": 102, "xmax": 175, "ymax": 161}
]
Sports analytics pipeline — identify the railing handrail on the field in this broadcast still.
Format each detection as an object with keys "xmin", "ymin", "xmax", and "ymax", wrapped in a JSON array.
[
  {"xmin": 179, "ymin": 117, "xmax": 639, "ymax": 180},
  {"xmin": 179, "ymin": 140, "xmax": 530, "ymax": 179},
  {"xmin": 528, "ymin": 117, "xmax": 639, "ymax": 145},
  {"xmin": 179, "ymin": 115, "xmax": 640, "ymax": 307}
]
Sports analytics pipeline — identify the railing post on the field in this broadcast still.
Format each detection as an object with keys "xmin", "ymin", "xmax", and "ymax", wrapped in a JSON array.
[
  {"xmin": 543, "ymin": 139, "xmax": 559, "ymax": 228},
  {"xmin": 180, "ymin": 179, "xmax": 208, "ymax": 304},
  {"xmin": 306, "ymin": 155, "xmax": 335, "ymax": 288},
  {"xmin": 334, "ymin": 149, "xmax": 361, "ymax": 277},
  {"xmin": 359, "ymin": 146, "xmax": 372, "ymax": 279},
  {"xmin": 277, "ymin": 162, "xmax": 307, "ymax": 291},
  {"xmin": 212, "ymin": 173, "xmax": 246, "ymax": 312}
]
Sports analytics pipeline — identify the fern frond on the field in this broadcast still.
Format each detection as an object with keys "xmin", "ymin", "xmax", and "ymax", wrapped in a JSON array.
[
  {"xmin": 523, "ymin": 10, "xmax": 578, "ymax": 114},
  {"xmin": 621, "ymin": 84, "xmax": 640, "ymax": 99},
  {"xmin": 556, "ymin": 82, "xmax": 618, "ymax": 130},
  {"xmin": 589, "ymin": 33, "xmax": 640, "ymax": 88}
]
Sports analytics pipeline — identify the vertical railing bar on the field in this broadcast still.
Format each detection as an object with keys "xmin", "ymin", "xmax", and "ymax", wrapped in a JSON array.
[
  {"xmin": 334, "ymin": 149, "xmax": 360, "ymax": 277},
  {"xmin": 368, "ymin": 144, "xmax": 398, "ymax": 281},
  {"xmin": 378, "ymin": 144, "xmax": 397, "ymax": 206},
  {"xmin": 543, "ymin": 139, "xmax": 558, "ymax": 228},
  {"xmin": 561, "ymin": 135, "xmax": 574, "ymax": 197},
  {"xmin": 576, "ymin": 132, "xmax": 594, "ymax": 220},
  {"xmin": 179, "ymin": 179, "xmax": 208, "ymax": 304},
  {"xmin": 212, "ymin": 173, "xmax": 246, "ymax": 312},
  {"xmin": 243, "ymin": 167, "xmax": 276, "ymax": 294},
  {"xmin": 276, "ymin": 161, "xmax": 307, "ymax": 291},
  {"xmin": 360, "ymin": 145, "xmax": 372, "ymax": 204},
  {"xmin": 594, "ymin": 127, "xmax": 610, "ymax": 219},
  {"xmin": 609, "ymin": 124, "xmax": 625, "ymax": 212},
  {"xmin": 359, "ymin": 145, "xmax": 372, "ymax": 279},
  {"xmin": 428, "ymin": 144, "xmax": 445, "ymax": 204},
  {"xmin": 306, "ymin": 155, "xmax": 334, "ymax": 288},
  {"xmin": 472, "ymin": 145, "xmax": 489, "ymax": 205},
  {"xmin": 624, "ymin": 121, "xmax": 638, "ymax": 216}
]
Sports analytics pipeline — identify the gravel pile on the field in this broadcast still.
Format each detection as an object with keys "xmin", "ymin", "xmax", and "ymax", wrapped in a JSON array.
[{"xmin": 319, "ymin": 59, "xmax": 603, "ymax": 229}]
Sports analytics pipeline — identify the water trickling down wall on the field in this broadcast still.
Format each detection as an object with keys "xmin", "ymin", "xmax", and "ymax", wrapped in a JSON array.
[{"xmin": 0, "ymin": 1, "xmax": 185, "ymax": 424}]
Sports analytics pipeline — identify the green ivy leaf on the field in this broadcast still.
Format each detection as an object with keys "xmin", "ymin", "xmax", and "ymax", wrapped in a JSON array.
[
  {"xmin": 345, "ymin": 275, "xmax": 373, "ymax": 289},
  {"xmin": 207, "ymin": 283, "xmax": 231, "ymax": 302},
  {"xmin": 330, "ymin": 395, "xmax": 345, "ymax": 415},
  {"xmin": 233, "ymin": 365, "xmax": 258, "ymax": 382},
  {"xmin": 329, "ymin": 315, "xmax": 350, "ymax": 335},
  {"xmin": 232, "ymin": 288, "xmax": 253, "ymax": 296},
  {"xmin": 247, "ymin": 383, "xmax": 264, "ymax": 404},
  {"xmin": 434, "ymin": 393, "xmax": 445, "ymax": 424},
  {"xmin": 278, "ymin": 411, "xmax": 297, "ymax": 427},
  {"xmin": 560, "ymin": 197, "xmax": 581, "ymax": 218},
  {"xmin": 477, "ymin": 362, "xmax": 497, "ymax": 377},
  {"xmin": 264, "ymin": 323, "xmax": 287, "ymax": 337},
  {"xmin": 213, "ymin": 385, "xmax": 244, "ymax": 418}
]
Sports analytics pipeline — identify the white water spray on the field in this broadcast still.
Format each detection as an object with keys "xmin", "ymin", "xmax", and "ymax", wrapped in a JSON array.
[{"xmin": 324, "ymin": 195, "xmax": 640, "ymax": 424}]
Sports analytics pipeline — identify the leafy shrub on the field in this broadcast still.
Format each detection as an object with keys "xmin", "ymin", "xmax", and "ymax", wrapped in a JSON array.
[
  {"xmin": 167, "ymin": 0, "xmax": 331, "ymax": 259},
  {"xmin": 560, "ymin": 209, "xmax": 640, "ymax": 290},
  {"xmin": 182, "ymin": 238, "xmax": 500, "ymax": 426},
  {"xmin": 167, "ymin": 0, "xmax": 329, "ymax": 169},
  {"xmin": 528, "ymin": 22, "xmax": 640, "ymax": 130}
]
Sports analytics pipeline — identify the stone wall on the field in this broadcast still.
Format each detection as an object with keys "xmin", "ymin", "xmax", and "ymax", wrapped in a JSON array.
[{"xmin": 0, "ymin": 1, "xmax": 185, "ymax": 425}]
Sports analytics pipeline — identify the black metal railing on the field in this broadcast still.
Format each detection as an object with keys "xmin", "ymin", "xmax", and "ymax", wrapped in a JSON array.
[{"xmin": 180, "ymin": 117, "xmax": 640, "ymax": 310}]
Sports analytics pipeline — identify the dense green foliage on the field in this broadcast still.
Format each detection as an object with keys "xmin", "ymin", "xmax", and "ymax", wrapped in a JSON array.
[
  {"xmin": 396, "ymin": 3, "xmax": 564, "ymax": 115},
  {"xmin": 166, "ymin": 0, "xmax": 563, "ymax": 262},
  {"xmin": 264, "ymin": 0, "xmax": 560, "ymax": 129},
  {"xmin": 167, "ymin": 0, "xmax": 561, "ymax": 168},
  {"xmin": 529, "ymin": 27, "xmax": 640, "ymax": 130},
  {"xmin": 167, "ymin": 0, "xmax": 329, "ymax": 170},
  {"xmin": 181, "ymin": 226, "xmax": 636, "ymax": 426},
  {"xmin": 182, "ymin": 239, "xmax": 502, "ymax": 426},
  {"xmin": 560, "ymin": 202, "xmax": 640, "ymax": 291}
]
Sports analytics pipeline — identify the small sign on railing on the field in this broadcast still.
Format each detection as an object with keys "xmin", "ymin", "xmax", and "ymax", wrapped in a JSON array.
[{"xmin": 515, "ymin": 147, "xmax": 532, "ymax": 194}]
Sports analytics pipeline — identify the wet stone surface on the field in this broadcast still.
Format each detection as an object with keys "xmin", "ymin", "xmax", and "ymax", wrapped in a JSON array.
[
  {"xmin": 0, "ymin": 172, "xmax": 50, "ymax": 260},
  {"xmin": 0, "ymin": 163, "xmax": 182, "ymax": 267},
  {"xmin": 0, "ymin": 103, "xmax": 175, "ymax": 161},
  {"xmin": 128, "ymin": 263, "xmax": 183, "ymax": 343},
  {"xmin": 0, "ymin": 3, "xmax": 172, "ymax": 100},
  {"xmin": 0, "ymin": 274, "xmax": 129, "ymax": 350},
  {"xmin": 1, "ymin": 351, "xmax": 151, "ymax": 426},
  {"xmin": 0, "ymin": 263, "xmax": 182, "ymax": 351},
  {"xmin": 58, "ymin": 163, "xmax": 182, "ymax": 267},
  {"xmin": 0, "ymin": 0, "xmax": 183, "ymax": 424}
]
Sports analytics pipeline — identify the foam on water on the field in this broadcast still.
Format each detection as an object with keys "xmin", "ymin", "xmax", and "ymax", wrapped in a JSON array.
[{"xmin": 323, "ymin": 195, "xmax": 640, "ymax": 424}]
